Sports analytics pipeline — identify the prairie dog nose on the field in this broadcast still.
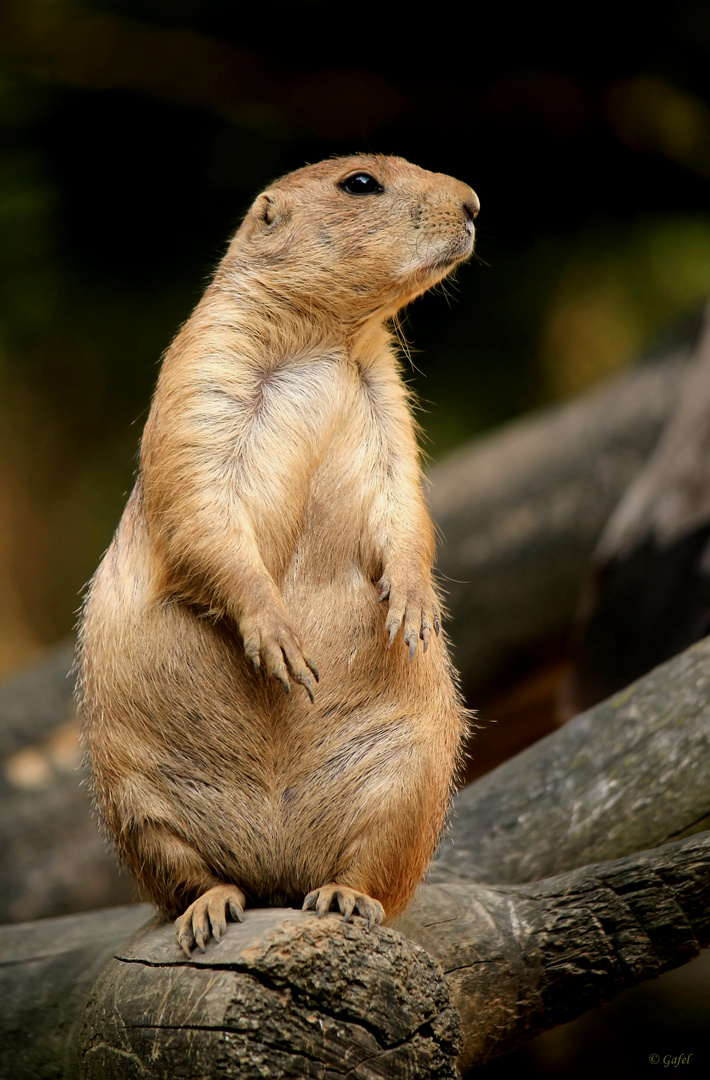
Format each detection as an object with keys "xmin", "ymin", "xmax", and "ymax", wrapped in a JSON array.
[{"xmin": 463, "ymin": 192, "xmax": 480, "ymax": 221}]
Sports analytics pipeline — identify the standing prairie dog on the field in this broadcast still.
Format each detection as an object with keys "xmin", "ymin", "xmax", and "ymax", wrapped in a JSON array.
[{"xmin": 77, "ymin": 154, "xmax": 477, "ymax": 954}]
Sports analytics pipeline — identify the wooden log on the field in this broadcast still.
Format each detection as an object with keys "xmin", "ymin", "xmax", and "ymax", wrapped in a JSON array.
[
  {"xmin": 0, "ymin": 904, "xmax": 462, "ymax": 1080},
  {"xmin": 0, "ymin": 905, "xmax": 150, "ymax": 1080},
  {"xmin": 80, "ymin": 906, "xmax": 464, "ymax": 1080},
  {"xmin": 81, "ymin": 833, "xmax": 710, "ymax": 1077},
  {"xmin": 596, "ymin": 308, "xmax": 710, "ymax": 561},
  {"xmin": 2, "ymin": 634, "xmax": 709, "ymax": 1076},
  {"xmin": 567, "ymin": 306, "xmax": 710, "ymax": 711},
  {"xmin": 2, "ymin": 834, "xmax": 706, "ymax": 1078},
  {"xmin": 428, "ymin": 347, "xmax": 689, "ymax": 692},
  {"xmin": 433, "ymin": 635, "xmax": 710, "ymax": 887},
  {"xmin": 395, "ymin": 832, "xmax": 710, "ymax": 1072}
]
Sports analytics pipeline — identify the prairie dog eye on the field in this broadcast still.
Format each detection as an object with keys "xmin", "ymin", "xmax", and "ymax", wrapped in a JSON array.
[{"xmin": 340, "ymin": 172, "xmax": 384, "ymax": 195}]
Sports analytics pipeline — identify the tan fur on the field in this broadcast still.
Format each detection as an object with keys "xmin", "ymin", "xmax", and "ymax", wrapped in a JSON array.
[{"xmin": 76, "ymin": 154, "xmax": 477, "ymax": 927}]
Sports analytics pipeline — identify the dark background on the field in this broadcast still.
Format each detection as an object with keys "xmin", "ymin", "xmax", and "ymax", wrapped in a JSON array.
[{"xmin": 1, "ymin": 0, "xmax": 709, "ymax": 674}]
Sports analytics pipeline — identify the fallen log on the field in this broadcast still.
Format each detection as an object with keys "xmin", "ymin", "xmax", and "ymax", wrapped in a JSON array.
[
  {"xmin": 567, "ymin": 305, "xmax": 710, "ymax": 712},
  {"xmin": 2, "ymin": 834, "xmax": 707, "ymax": 1079},
  {"xmin": 0, "ymin": 904, "xmax": 150, "ymax": 1080},
  {"xmin": 396, "ymin": 833, "xmax": 710, "ymax": 1073},
  {"xmin": 432, "ymin": 634, "xmax": 710, "ymax": 887}
]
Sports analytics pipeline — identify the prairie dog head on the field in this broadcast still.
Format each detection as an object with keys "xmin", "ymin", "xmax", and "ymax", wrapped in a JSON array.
[{"xmin": 227, "ymin": 154, "xmax": 479, "ymax": 325}]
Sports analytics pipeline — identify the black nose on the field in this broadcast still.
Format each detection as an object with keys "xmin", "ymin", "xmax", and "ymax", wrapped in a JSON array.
[{"xmin": 463, "ymin": 197, "xmax": 480, "ymax": 222}]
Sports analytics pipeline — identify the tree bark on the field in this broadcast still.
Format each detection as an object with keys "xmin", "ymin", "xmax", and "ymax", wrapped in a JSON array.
[
  {"xmin": 395, "ymin": 833, "xmax": 710, "ymax": 1073},
  {"xmin": 432, "ymin": 635, "xmax": 710, "ymax": 887},
  {"xmin": 2, "ymin": 834, "xmax": 707, "ymax": 1079},
  {"xmin": 82, "ymin": 907, "xmax": 463, "ymax": 1080},
  {"xmin": 1, "ymin": 636, "xmax": 708, "ymax": 1078},
  {"xmin": 79, "ymin": 834, "xmax": 710, "ymax": 1078}
]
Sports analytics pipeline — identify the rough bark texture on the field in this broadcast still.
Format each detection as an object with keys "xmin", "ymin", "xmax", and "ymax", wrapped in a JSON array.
[
  {"xmin": 396, "ymin": 832, "xmax": 710, "ymax": 1073},
  {"xmin": 81, "ymin": 908, "xmax": 463, "ymax": 1080},
  {"xmin": 0, "ymin": 637, "xmax": 708, "ymax": 1076},
  {"xmin": 3, "ymin": 633, "xmax": 708, "ymax": 1076},
  {"xmin": 433, "ymin": 636, "xmax": 710, "ymax": 887},
  {"xmin": 2, "ymin": 834, "xmax": 707, "ymax": 1078},
  {"xmin": 428, "ymin": 350, "xmax": 688, "ymax": 693}
]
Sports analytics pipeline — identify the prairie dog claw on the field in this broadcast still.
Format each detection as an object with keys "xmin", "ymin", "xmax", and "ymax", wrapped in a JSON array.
[
  {"xmin": 377, "ymin": 574, "xmax": 440, "ymax": 660},
  {"xmin": 241, "ymin": 609, "xmax": 319, "ymax": 702},
  {"xmin": 175, "ymin": 883, "xmax": 246, "ymax": 956},
  {"xmin": 302, "ymin": 883, "xmax": 385, "ymax": 930}
]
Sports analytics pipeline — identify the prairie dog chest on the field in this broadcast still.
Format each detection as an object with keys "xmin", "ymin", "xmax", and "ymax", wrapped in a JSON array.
[{"xmin": 249, "ymin": 351, "xmax": 411, "ymax": 579}]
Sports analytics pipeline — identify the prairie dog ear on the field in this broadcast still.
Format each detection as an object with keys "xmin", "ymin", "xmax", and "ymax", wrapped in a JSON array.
[{"xmin": 251, "ymin": 191, "xmax": 286, "ymax": 228}]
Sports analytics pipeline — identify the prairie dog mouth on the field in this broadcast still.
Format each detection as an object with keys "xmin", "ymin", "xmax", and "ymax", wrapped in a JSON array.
[
  {"xmin": 426, "ymin": 229, "xmax": 475, "ymax": 271},
  {"xmin": 394, "ymin": 223, "xmax": 475, "ymax": 288}
]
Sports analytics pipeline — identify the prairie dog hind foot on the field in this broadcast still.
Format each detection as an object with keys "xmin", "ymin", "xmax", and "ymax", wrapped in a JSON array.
[
  {"xmin": 302, "ymin": 883, "xmax": 385, "ymax": 929},
  {"xmin": 175, "ymin": 883, "xmax": 246, "ymax": 956}
]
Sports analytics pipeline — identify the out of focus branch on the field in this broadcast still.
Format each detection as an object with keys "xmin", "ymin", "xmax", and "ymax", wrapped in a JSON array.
[
  {"xmin": 567, "ymin": 305, "xmax": 710, "ymax": 711},
  {"xmin": 429, "ymin": 347, "xmax": 689, "ymax": 694}
]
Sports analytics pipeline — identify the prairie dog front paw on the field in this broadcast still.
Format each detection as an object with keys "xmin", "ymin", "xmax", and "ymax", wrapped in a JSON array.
[
  {"xmin": 240, "ymin": 606, "xmax": 319, "ymax": 701},
  {"xmin": 377, "ymin": 574, "xmax": 440, "ymax": 659}
]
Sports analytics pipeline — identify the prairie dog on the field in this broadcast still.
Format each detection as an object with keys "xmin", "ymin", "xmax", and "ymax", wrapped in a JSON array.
[{"xmin": 77, "ymin": 154, "xmax": 477, "ymax": 953}]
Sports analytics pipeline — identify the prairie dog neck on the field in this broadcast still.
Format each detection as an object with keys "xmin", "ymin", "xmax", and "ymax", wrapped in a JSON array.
[{"xmin": 157, "ymin": 277, "xmax": 400, "ymax": 393}]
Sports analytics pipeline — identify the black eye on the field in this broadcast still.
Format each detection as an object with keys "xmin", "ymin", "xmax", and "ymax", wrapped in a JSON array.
[{"xmin": 340, "ymin": 172, "xmax": 384, "ymax": 195}]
